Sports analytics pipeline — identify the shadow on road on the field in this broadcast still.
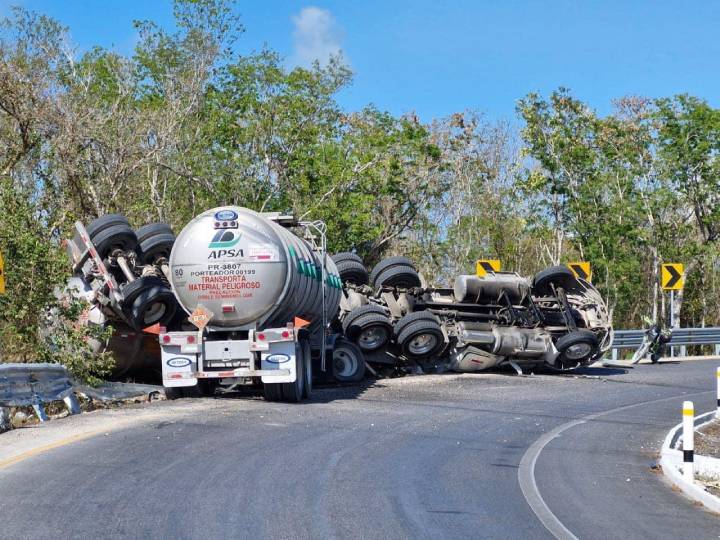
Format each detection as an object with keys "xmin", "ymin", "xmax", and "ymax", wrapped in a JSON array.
[
  {"xmin": 570, "ymin": 366, "xmax": 629, "ymax": 376},
  {"xmin": 204, "ymin": 379, "xmax": 376, "ymax": 403}
]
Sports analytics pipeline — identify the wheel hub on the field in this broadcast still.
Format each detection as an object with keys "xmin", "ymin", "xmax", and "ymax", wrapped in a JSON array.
[
  {"xmin": 358, "ymin": 325, "xmax": 388, "ymax": 350},
  {"xmin": 143, "ymin": 302, "xmax": 167, "ymax": 324},
  {"xmin": 408, "ymin": 333, "xmax": 437, "ymax": 355},
  {"xmin": 333, "ymin": 349, "xmax": 358, "ymax": 377},
  {"xmin": 564, "ymin": 342, "xmax": 592, "ymax": 360}
]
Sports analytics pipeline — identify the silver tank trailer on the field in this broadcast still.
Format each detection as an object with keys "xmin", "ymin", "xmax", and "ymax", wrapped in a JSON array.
[{"xmin": 169, "ymin": 207, "xmax": 342, "ymax": 334}]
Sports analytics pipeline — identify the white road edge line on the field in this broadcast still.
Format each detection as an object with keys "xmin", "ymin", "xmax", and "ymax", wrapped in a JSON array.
[{"xmin": 518, "ymin": 389, "xmax": 714, "ymax": 540}]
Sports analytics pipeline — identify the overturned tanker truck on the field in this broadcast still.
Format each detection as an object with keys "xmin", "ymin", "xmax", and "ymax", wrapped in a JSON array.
[
  {"xmin": 65, "ymin": 207, "xmax": 361, "ymax": 402},
  {"xmin": 334, "ymin": 255, "xmax": 613, "ymax": 374}
]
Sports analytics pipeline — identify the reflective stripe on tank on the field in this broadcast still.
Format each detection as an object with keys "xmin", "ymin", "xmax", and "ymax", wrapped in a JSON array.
[{"xmin": 287, "ymin": 244, "xmax": 341, "ymax": 289}]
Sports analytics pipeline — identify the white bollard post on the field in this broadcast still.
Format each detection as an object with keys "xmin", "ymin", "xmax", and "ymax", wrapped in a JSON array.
[
  {"xmin": 682, "ymin": 400, "xmax": 694, "ymax": 483},
  {"xmin": 716, "ymin": 367, "xmax": 720, "ymax": 419}
]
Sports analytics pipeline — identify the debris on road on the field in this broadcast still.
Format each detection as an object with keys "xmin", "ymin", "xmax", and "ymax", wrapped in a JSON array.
[{"xmin": 0, "ymin": 363, "xmax": 164, "ymax": 433}]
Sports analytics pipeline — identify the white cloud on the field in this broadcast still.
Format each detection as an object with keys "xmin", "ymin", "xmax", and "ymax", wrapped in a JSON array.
[{"xmin": 291, "ymin": 7, "xmax": 345, "ymax": 68}]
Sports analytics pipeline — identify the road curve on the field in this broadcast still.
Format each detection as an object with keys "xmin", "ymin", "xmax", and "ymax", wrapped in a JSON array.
[{"xmin": 0, "ymin": 361, "xmax": 718, "ymax": 539}]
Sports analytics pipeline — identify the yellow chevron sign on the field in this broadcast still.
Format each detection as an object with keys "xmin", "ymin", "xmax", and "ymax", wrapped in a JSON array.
[
  {"xmin": 0, "ymin": 250, "xmax": 4, "ymax": 294},
  {"xmin": 476, "ymin": 259, "xmax": 501, "ymax": 277},
  {"xmin": 661, "ymin": 263, "xmax": 684, "ymax": 290},
  {"xmin": 567, "ymin": 262, "xmax": 591, "ymax": 282}
]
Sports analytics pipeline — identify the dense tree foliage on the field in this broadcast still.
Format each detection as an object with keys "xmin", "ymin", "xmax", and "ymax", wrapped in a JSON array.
[{"xmin": 1, "ymin": 1, "xmax": 719, "ymax": 374}]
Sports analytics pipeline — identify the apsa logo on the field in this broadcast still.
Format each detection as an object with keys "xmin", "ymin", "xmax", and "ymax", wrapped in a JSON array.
[
  {"xmin": 209, "ymin": 230, "xmax": 241, "ymax": 249},
  {"xmin": 166, "ymin": 357, "xmax": 192, "ymax": 368},
  {"xmin": 265, "ymin": 354, "xmax": 290, "ymax": 364}
]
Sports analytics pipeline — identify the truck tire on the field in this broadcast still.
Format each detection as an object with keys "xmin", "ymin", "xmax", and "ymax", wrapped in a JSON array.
[
  {"xmin": 86, "ymin": 214, "xmax": 130, "ymax": 237},
  {"xmin": 341, "ymin": 304, "xmax": 387, "ymax": 332},
  {"xmin": 332, "ymin": 252, "xmax": 364, "ymax": 265},
  {"xmin": 136, "ymin": 223, "xmax": 176, "ymax": 265},
  {"xmin": 554, "ymin": 330, "xmax": 599, "ymax": 368},
  {"xmin": 532, "ymin": 266, "xmax": 579, "ymax": 297},
  {"xmin": 198, "ymin": 379, "xmax": 218, "ymax": 397},
  {"xmin": 392, "ymin": 311, "xmax": 438, "ymax": 338},
  {"xmin": 395, "ymin": 312, "xmax": 445, "ymax": 360},
  {"xmin": 91, "ymin": 223, "xmax": 138, "ymax": 259},
  {"xmin": 264, "ymin": 382, "xmax": 283, "ymax": 402},
  {"xmin": 121, "ymin": 276, "xmax": 177, "ymax": 330},
  {"xmin": 301, "ymin": 339, "xmax": 313, "ymax": 399},
  {"xmin": 130, "ymin": 287, "xmax": 177, "ymax": 330},
  {"xmin": 280, "ymin": 342, "xmax": 306, "ymax": 403},
  {"xmin": 369, "ymin": 256, "xmax": 416, "ymax": 286},
  {"xmin": 332, "ymin": 338, "xmax": 366, "ymax": 382},
  {"xmin": 135, "ymin": 222, "xmax": 174, "ymax": 243},
  {"xmin": 138, "ymin": 232, "xmax": 176, "ymax": 265},
  {"xmin": 164, "ymin": 386, "xmax": 199, "ymax": 399},
  {"xmin": 373, "ymin": 264, "xmax": 421, "ymax": 289},
  {"xmin": 342, "ymin": 305, "xmax": 392, "ymax": 352},
  {"xmin": 335, "ymin": 259, "xmax": 369, "ymax": 285},
  {"xmin": 164, "ymin": 387, "xmax": 184, "ymax": 400}
]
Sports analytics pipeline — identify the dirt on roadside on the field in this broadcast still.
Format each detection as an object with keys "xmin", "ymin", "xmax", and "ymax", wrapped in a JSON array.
[
  {"xmin": 696, "ymin": 419, "xmax": 720, "ymax": 459},
  {"xmin": 695, "ymin": 419, "xmax": 720, "ymax": 498}
]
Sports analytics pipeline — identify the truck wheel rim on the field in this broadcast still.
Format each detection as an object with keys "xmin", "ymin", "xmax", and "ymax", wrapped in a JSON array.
[
  {"xmin": 408, "ymin": 333, "xmax": 437, "ymax": 355},
  {"xmin": 564, "ymin": 343, "xmax": 592, "ymax": 360},
  {"xmin": 358, "ymin": 326, "xmax": 388, "ymax": 350},
  {"xmin": 143, "ymin": 302, "xmax": 167, "ymax": 324},
  {"xmin": 334, "ymin": 349, "xmax": 358, "ymax": 377}
]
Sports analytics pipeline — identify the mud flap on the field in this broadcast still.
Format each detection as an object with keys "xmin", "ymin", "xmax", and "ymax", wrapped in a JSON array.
[
  {"xmin": 261, "ymin": 340, "xmax": 297, "ymax": 384},
  {"xmin": 161, "ymin": 345, "xmax": 198, "ymax": 387}
]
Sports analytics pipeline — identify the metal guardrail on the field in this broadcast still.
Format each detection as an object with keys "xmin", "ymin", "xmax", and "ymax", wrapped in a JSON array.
[
  {"xmin": 0, "ymin": 363, "xmax": 81, "ymax": 428},
  {"xmin": 610, "ymin": 327, "xmax": 720, "ymax": 360}
]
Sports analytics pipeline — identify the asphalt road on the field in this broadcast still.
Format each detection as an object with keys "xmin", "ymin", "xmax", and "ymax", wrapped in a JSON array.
[{"xmin": 1, "ymin": 361, "xmax": 719, "ymax": 539}]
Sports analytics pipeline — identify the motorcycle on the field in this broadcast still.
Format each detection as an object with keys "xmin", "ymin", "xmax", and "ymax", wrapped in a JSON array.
[{"xmin": 631, "ymin": 317, "xmax": 673, "ymax": 364}]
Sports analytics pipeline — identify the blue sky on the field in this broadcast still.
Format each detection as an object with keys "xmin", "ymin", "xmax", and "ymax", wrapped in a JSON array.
[{"xmin": 2, "ymin": 1, "xmax": 718, "ymax": 121}]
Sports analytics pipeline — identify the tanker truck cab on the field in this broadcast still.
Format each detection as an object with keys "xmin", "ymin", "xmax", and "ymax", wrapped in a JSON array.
[{"xmin": 159, "ymin": 207, "xmax": 342, "ymax": 402}]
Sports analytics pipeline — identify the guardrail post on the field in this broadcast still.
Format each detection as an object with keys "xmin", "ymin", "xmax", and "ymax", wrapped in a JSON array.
[
  {"xmin": 682, "ymin": 400, "xmax": 694, "ymax": 483},
  {"xmin": 0, "ymin": 407, "xmax": 10, "ymax": 431},
  {"xmin": 715, "ymin": 344, "xmax": 720, "ymax": 356},
  {"xmin": 32, "ymin": 403, "xmax": 49, "ymax": 423},
  {"xmin": 612, "ymin": 348, "xmax": 618, "ymax": 361},
  {"xmin": 680, "ymin": 345, "xmax": 687, "ymax": 357},
  {"xmin": 63, "ymin": 393, "xmax": 81, "ymax": 415}
]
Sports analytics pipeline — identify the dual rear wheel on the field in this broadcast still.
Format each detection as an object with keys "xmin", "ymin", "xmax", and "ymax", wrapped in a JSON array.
[
  {"xmin": 342, "ymin": 305, "xmax": 392, "ymax": 352},
  {"xmin": 393, "ymin": 311, "xmax": 445, "ymax": 361},
  {"xmin": 263, "ymin": 339, "xmax": 313, "ymax": 402}
]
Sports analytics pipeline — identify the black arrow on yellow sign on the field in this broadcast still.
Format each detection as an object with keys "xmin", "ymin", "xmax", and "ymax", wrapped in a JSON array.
[
  {"xmin": 662, "ymin": 264, "xmax": 683, "ymax": 290},
  {"xmin": 567, "ymin": 262, "xmax": 591, "ymax": 281},
  {"xmin": 479, "ymin": 261, "xmax": 495, "ymax": 273},
  {"xmin": 475, "ymin": 259, "xmax": 501, "ymax": 277}
]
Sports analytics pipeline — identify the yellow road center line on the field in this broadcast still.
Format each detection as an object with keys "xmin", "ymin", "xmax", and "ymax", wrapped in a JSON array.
[{"xmin": 0, "ymin": 429, "xmax": 104, "ymax": 470}]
